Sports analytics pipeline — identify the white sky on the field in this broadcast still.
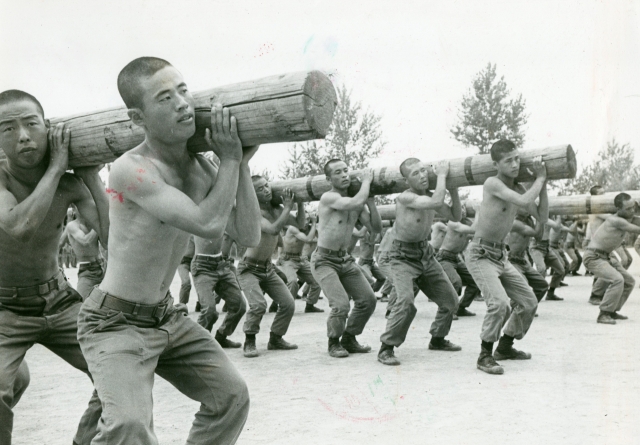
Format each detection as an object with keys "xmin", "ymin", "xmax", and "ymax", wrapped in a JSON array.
[{"xmin": 2, "ymin": 0, "xmax": 639, "ymax": 184}]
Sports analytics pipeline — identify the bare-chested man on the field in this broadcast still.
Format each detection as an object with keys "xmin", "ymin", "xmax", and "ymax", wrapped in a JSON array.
[
  {"xmin": 429, "ymin": 220, "xmax": 447, "ymax": 252},
  {"xmin": 507, "ymin": 214, "xmax": 549, "ymax": 302},
  {"xmin": 583, "ymin": 193, "xmax": 640, "ymax": 324},
  {"xmin": 357, "ymin": 230, "xmax": 387, "ymax": 293},
  {"xmin": 311, "ymin": 159, "xmax": 381, "ymax": 358},
  {"xmin": 0, "ymin": 89, "xmax": 108, "ymax": 444},
  {"xmin": 564, "ymin": 218, "xmax": 584, "ymax": 276},
  {"xmin": 465, "ymin": 139, "xmax": 548, "ymax": 375},
  {"xmin": 63, "ymin": 203, "xmax": 106, "ymax": 299},
  {"xmin": 77, "ymin": 57, "xmax": 260, "ymax": 444},
  {"xmin": 377, "ymin": 158, "xmax": 462, "ymax": 366},
  {"xmin": 279, "ymin": 215, "xmax": 324, "ymax": 313},
  {"xmin": 435, "ymin": 215, "xmax": 481, "ymax": 317},
  {"xmin": 176, "ymin": 235, "xmax": 196, "ymax": 309},
  {"xmin": 238, "ymin": 180, "xmax": 304, "ymax": 357},
  {"xmin": 191, "ymin": 224, "xmax": 258, "ymax": 347},
  {"xmin": 529, "ymin": 216, "xmax": 568, "ymax": 301}
]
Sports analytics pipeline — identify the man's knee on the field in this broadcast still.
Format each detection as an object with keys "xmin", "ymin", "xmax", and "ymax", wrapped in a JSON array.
[
  {"xmin": 249, "ymin": 298, "xmax": 267, "ymax": 316},
  {"xmin": 488, "ymin": 297, "xmax": 511, "ymax": 317},
  {"xmin": 331, "ymin": 300, "xmax": 351, "ymax": 318}
]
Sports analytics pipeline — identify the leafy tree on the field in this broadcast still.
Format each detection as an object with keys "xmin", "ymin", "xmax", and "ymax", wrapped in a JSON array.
[
  {"xmin": 451, "ymin": 63, "xmax": 528, "ymax": 154},
  {"xmin": 556, "ymin": 139, "xmax": 640, "ymax": 195},
  {"xmin": 280, "ymin": 84, "xmax": 386, "ymax": 179}
]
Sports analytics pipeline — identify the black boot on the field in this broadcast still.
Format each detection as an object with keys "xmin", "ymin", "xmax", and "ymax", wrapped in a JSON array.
[
  {"xmin": 340, "ymin": 332, "xmax": 371, "ymax": 353},
  {"xmin": 243, "ymin": 334, "xmax": 259, "ymax": 358},
  {"xmin": 267, "ymin": 332, "xmax": 298, "ymax": 350},
  {"xmin": 328, "ymin": 337, "xmax": 349, "ymax": 358},
  {"xmin": 215, "ymin": 331, "xmax": 241, "ymax": 349},
  {"xmin": 545, "ymin": 288, "xmax": 563, "ymax": 301}
]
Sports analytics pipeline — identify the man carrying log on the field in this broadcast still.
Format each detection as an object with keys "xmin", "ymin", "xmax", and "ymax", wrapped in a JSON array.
[
  {"xmin": 507, "ymin": 214, "xmax": 550, "ymax": 303},
  {"xmin": 77, "ymin": 57, "xmax": 260, "ymax": 444},
  {"xmin": 191, "ymin": 228, "xmax": 254, "ymax": 348},
  {"xmin": 176, "ymin": 235, "xmax": 197, "ymax": 311},
  {"xmin": 63, "ymin": 203, "xmax": 106, "ymax": 299},
  {"xmin": 529, "ymin": 216, "xmax": 568, "ymax": 301},
  {"xmin": 0, "ymin": 89, "xmax": 108, "ymax": 444},
  {"xmin": 238, "ymin": 180, "xmax": 303, "ymax": 357},
  {"xmin": 564, "ymin": 219, "xmax": 584, "ymax": 276},
  {"xmin": 311, "ymin": 160, "xmax": 381, "ymax": 358},
  {"xmin": 357, "ymin": 230, "xmax": 387, "ymax": 294},
  {"xmin": 583, "ymin": 193, "xmax": 640, "ymax": 324},
  {"xmin": 279, "ymin": 214, "xmax": 324, "ymax": 313},
  {"xmin": 377, "ymin": 158, "xmax": 462, "ymax": 366},
  {"xmin": 465, "ymin": 139, "xmax": 547, "ymax": 375},
  {"xmin": 435, "ymin": 215, "xmax": 480, "ymax": 317}
]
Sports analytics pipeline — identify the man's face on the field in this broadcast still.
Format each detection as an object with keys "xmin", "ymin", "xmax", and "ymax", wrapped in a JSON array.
[
  {"xmin": 618, "ymin": 199, "xmax": 638, "ymax": 219},
  {"xmin": 253, "ymin": 178, "xmax": 272, "ymax": 203},
  {"xmin": 326, "ymin": 161, "xmax": 350, "ymax": 190},
  {"xmin": 494, "ymin": 149, "xmax": 521, "ymax": 179},
  {"xmin": 405, "ymin": 161, "xmax": 429, "ymax": 191},
  {"xmin": 592, "ymin": 187, "xmax": 604, "ymax": 196},
  {"xmin": 0, "ymin": 99, "xmax": 49, "ymax": 169},
  {"xmin": 137, "ymin": 66, "xmax": 196, "ymax": 144}
]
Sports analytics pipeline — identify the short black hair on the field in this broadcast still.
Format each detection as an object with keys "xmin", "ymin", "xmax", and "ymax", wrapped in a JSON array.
[
  {"xmin": 490, "ymin": 139, "xmax": 516, "ymax": 162},
  {"xmin": 589, "ymin": 185, "xmax": 604, "ymax": 195},
  {"xmin": 324, "ymin": 158, "xmax": 344, "ymax": 177},
  {"xmin": 399, "ymin": 158, "xmax": 421, "ymax": 178},
  {"xmin": 117, "ymin": 57, "xmax": 172, "ymax": 109},
  {"xmin": 614, "ymin": 192, "xmax": 631, "ymax": 209},
  {"xmin": 0, "ymin": 90, "xmax": 44, "ymax": 117},
  {"xmin": 251, "ymin": 175, "xmax": 265, "ymax": 183}
]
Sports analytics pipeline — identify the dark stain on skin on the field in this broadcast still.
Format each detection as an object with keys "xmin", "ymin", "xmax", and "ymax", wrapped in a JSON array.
[
  {"xmin": 160, "ymin": 221, "xmax": 165, "ymax": 225},
  {"xmin": 417, "ymin": 219, "xmax": 421, "ymax": 223},
  {"xmin": 338, "ymin": 220, "xmax": 342, "ymax": 224},
  {"xmin": 502, "ymin": 208, "xmax": 506, "ymax": 212},
  {"xmin": 56, "ymin": 223, "xmax": 61, "ymax": 229}
]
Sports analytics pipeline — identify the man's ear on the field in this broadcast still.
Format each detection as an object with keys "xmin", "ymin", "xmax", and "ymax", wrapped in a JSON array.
[
  {"xmin": 326, "ymin": 175, "xmax": 331, "ymax": 183},
  {"xmin": 44, "ymin": 118, "xmax": 50, "ymax": 129},
  {"xmin": 127, "ymin": 108, "xmax": 145, "ymax": 128}
]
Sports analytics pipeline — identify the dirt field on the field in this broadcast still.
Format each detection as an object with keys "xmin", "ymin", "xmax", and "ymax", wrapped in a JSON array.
[{"xmin": 12, "ymin": 256, "xmax": 640, "ymax": 445}]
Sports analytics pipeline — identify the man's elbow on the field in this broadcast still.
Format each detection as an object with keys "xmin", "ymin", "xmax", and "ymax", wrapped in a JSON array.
[
  {"xmin": 10, "ymin": 225, "xmax": 37, "ymax": 244},
  {"xmin": 202, "ymin": 221, "xmax": 227, "ymax": 240}
]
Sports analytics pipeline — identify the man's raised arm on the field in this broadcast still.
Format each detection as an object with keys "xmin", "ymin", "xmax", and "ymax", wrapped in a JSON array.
[
  {"xmin": 227, "ymin": 145, "xmax": 261, "ymax": 247},
  {"xmin": 322, "ymin": 169, "xmax": 373, "ymax": 211},
  {"xmin": 0, "ymin": 123, "xmax": 69, "ymax": 242},
  {"xmin": 487, "ymin": 156, "xmax": 547, "ymax": 207},
  {"xmin": 110, "ymin": 106, "xmax": 243, "ymax": 239},
  {"xmin": 261, "ymin": 189, "xmax": 295, "ymax": 235},
  {"xmin": 407, "ymin": 161, "xmax": 449, "ymax": 211},
  {"xmin": 73, "ymin": 165, "xmax": 110, "ymax": 247}
]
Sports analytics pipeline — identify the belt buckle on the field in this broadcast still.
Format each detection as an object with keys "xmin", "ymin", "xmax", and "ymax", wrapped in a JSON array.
[
  {"xmin": 153, "ymin": 303, "xmax": 168, "ymax": 318},
  {"xmin": 38, "ymin": 283, "xmax": 50, "ymax": 295}
]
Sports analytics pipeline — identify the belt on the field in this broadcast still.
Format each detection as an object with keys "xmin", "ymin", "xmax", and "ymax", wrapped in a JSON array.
[
  {"xmin": 359, "ymin": 258, "xmax": 374, "ymax": 265},
  {"xmin": 473, "ymin": 237, "xmax": 506, "ymax": 250},
  {"xmin": 535, "ymin": 240, "xmax": 549, "ymax": 247},
  {"xmin": 242, "ymin": 257, "xmax": 273, "ymax": 268},
  {"xmin": 316, "ymin": 246, "xmax": 348, "ymax": 257},
  {"xmin": 549, "ymin": 243, "xmax": 560, "ymax": 249},
  {"xmin": 0, "ymin": 275, "xmax": 61, "ymax": 298},
  {"xmin": 92, "ymin": 290, "xmax": 170, "ymax": 318},
  {"xmin": 508, "ymin": 253, "xmax": 527, "ymax": 265},
  {"xmin": 393, "ymin": 239, "xmax": 428, "ymax": 249},
  {"xmin": 586, "ymin": 247, "xmax": 610, "ymax": 257},
  {"xmin": 281, "ymin": 252, "xmax": 302, "ymax": 260},
  {"xmin": 78, "ymin": 258, "xmax": 102, "ymax": 267},
  {"xmin": 195, "ymin": 253, "xmax": 225, "ymax": 263}
]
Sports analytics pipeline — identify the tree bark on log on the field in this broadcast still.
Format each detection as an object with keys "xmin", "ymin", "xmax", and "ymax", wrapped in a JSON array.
[
  {"xmin": 270, "ymin": 145, "xmax": 576, "ymax": 202},
  {"xmin": 464, "ymin": 191, "xmax": 640, "ymax": 218},
  {"xmin": 0, "ymin": 71, "xmax": 337, "ymax": 168}
]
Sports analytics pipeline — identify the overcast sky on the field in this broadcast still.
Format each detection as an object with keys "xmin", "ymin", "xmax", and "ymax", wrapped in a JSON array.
[{"xmin": 2, "ymin": 0, "xmax": 638, "ymax": 182}]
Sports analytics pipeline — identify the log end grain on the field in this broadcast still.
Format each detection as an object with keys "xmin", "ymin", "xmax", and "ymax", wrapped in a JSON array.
[
  {"xmin": 302, "ymin": 71, "xmax": 338, "ymax": 138},
  {"xmin": 565, "ymin": 144, "xmax": 577, "ymax": 179}
]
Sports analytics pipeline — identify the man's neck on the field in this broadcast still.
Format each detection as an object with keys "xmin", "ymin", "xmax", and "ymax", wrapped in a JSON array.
[
  {"xmin": 330, "ymin": 186, "xmax": 349, "ymax": 197},
  {"xmin": 409, "ymin": 186, "xmax": 428, "ymax": 196},
  {"xmin": 259, "ymin": 200, "xmax": 275, "ymax": 211},
  {"xmin": 143, "ymin": 134, "xmax": 191, "ymax": 168},
  {"xmin": 496, "ymin": 172, "xmax": 516, "ymax": 188},
  {"xmin": 6, "ymin": 159, "xmax": 48, "ymax": 187}
]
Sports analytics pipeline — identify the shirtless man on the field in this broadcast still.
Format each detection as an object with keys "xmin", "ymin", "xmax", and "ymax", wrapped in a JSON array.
[
  {"xmin": 507, "ymin": 214, "xmax": 549, "ymax": 302},
  {"xmin": 191, "ymin": 226, "xmax": 257, "ymax": 347},
  {"xmin": 435, "ymin": 215, "xmax": 480, "ymax": 317},
  {"xmin": 564, "ymin": 218, "xmax": 584, "ymax": 276},
  {"xmin": 299, "ymin": 222, "xmax": 319, "ymax": 300},
  {"xmin": 311, "ymin": 159, "xmax": 381, "ymax": 358},
  {"xmin": 377, "ymin": 158, "xmax": 462, "ymax": 366},
  {"xmin": 529, "ymin": 216, "xmax": 567, "ymax": 301},
  {"xmin": 583, "ymin": 193, "xmax": 639, "ymax": 324},
  {"xmin": 429, "ymin": 220, "xmax": 447, "ymax": 252},
  {"xmin": 63, "ymin": 203, "xmax": 106, "ymax": 299},
  {"xmin": 176, "ymin": 235, "xmax": 196, "ymax": 309},
  {"xmin": 279, "ymin": 215, "xmax": 324, "ymax": 313},
  {"xmin": 0, "ymin": 89, "xmax": 108, "ymax": 444},
  {"xmin": 77, "ymin": 57, "xmax": 260, "ymax": 444},
  {"xmin": 357, "ymin": 230, "xmax": 387, "ymax": 293},
  {"xmin": 238, "ymin": 179, "xmax": 304, "ymax": 357},
  {"xmin": 465, "ymin": 139, "xmax": 547, "ymax": 375}
]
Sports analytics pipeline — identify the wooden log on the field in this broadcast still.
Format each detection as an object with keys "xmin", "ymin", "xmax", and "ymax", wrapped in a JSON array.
[
  {"xmin": 0, "ymin": 71, "xmax": 337, "ymax": 168},
  {"xmin": 465, "ymin": 191, "xmax": 640, "ymax": 217},
  {"xmin": 270, "ymin": 145, "xmax": 576, "ymax": 202}
]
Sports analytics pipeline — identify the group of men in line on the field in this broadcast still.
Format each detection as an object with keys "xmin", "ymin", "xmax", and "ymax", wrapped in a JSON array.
[{"xmin": 1, "ymin": 56, "xmax": 638, "ymax": 445}]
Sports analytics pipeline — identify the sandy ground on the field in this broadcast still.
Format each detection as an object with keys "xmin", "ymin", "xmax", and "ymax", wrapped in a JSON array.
[{"xmin": 12, "ymin": 255, "xmax": 640, "ymax": 445}]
